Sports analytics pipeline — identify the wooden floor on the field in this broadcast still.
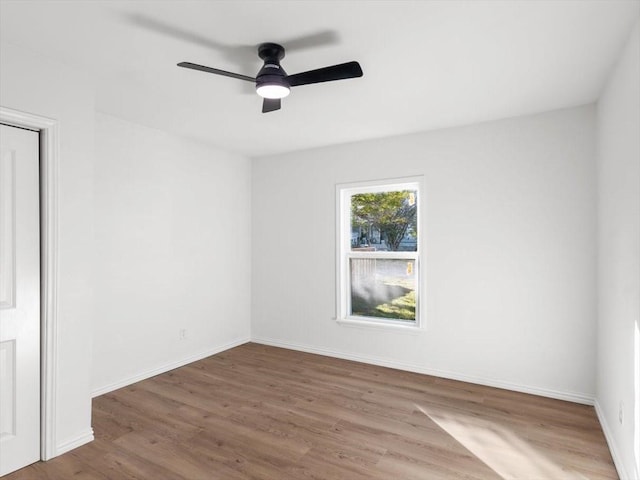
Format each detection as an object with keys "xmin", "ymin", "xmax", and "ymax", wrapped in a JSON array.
[{"xmin": 7, "ymin": 343, "xmax": 617, "ymax": 479}]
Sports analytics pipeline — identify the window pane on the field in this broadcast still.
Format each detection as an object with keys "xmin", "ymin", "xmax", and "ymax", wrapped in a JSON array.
[
  {"xmin": 350, "ymin": 258, "xmax": 416, "ymax": 322},
  {"xmin": 350, "ymin": 190, "xmax": 417, "ymax": 252}
]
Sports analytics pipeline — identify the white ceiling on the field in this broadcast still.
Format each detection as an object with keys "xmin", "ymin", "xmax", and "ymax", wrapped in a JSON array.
[{"xmin": 1, "ymin": 1, "xmax": 638, "ymax": 157}]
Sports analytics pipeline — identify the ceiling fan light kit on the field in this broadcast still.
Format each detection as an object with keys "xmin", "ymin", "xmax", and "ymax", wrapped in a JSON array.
[
  {"xmin": 256, "ymin": 84, "xmax": 290, "ymax": 99},
  {"xmin": 178, "ymin": 42, "xmax": 363, "ymax": 113},
  {"xmin": 255, "ymin": 42, "xmax": 290, "ymax": 99}
]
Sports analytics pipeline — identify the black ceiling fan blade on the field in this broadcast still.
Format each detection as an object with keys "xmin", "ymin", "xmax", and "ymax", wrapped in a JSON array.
[
  {"xmin": 177, "ymin": 62, "xmax": 255, "ymax": 83},
  {"xmin": 278, "ymin": 30, "xmax": 339, "ymax": 52},
  {"xmin": 262, "ymin": 98, "xmax": 281, "ymax": 113},
  {"xmin": 287, "ymin": 61, "xmax": 363, "ymax": 87}
]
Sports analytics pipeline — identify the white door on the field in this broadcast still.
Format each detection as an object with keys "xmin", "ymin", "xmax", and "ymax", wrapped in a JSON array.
[{"xmin": 0, "ymin": 124, "xmax": 40, "ymax": 476}]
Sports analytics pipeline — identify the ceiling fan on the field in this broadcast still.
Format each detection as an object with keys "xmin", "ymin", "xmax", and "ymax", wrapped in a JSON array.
[{"xmin": 178, "ymin": 42, "xmax": 363, "ymax": 113}]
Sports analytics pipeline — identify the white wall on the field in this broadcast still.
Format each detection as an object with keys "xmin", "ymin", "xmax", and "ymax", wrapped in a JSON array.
[
  {"xmin": 0, "ymin": 41, "xmax": 95, "ymax": 453},
  {"xmin": 91, "ymin": 113, "xmax": 252, "ymax": 395},
  {"xmin": 252, "ymin": 105, "xmax": 597, "ymax": 402},
  {"xmin": 596, "ymin": 19, "xmax": 640, "ymax": 480}
]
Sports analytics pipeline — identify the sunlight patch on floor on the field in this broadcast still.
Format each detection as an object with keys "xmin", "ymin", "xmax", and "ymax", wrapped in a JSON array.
[{"xmin": 415, "ymin": 404, "xmax": 588, "ymax": 480}]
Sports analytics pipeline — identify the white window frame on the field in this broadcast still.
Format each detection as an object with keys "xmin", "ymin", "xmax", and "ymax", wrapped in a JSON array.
[{"xmin": 336, "ymin": 176, "xmax": 424, "ymax": 331}]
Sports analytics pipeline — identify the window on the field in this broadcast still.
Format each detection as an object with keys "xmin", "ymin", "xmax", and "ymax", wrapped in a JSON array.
[{"xmin": 337, "ymin": 177, "xmax": 423, "ymax": 328}]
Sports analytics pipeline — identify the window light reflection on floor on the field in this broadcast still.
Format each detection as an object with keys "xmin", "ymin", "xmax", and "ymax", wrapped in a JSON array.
[{"xmin": 414, "ymin": 404, "xmax": 589, "ymax": 479}]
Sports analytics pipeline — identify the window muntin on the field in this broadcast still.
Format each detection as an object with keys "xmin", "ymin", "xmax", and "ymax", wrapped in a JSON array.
[{"xmin": 338, "ymin": 179, "xmax": 422, "ymax": 327}]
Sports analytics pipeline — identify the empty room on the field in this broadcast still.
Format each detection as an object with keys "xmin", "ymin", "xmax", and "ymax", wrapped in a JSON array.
[{"xmin": 0, "ymin": 0, "xmax": 639, "ymax": 478}]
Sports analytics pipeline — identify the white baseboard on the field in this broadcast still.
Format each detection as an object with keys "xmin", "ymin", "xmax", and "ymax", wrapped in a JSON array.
[
  {"xmin": 55, "ymin": 429, "xmax": 94, "ymax": 457},
  {"xmin": 594, "ymin": 400, "xmax": 633, "ymax": 480},
  {"xmin": 91, "ymin": 337, "xmax": 250, "ymax": 397},
  {"xmin": 251, "ymin": 336, "xmax": 595, "ymax": 405}
]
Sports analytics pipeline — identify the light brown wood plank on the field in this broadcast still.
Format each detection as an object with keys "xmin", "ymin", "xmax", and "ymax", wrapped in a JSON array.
[{"xmin": 5, "ymin": 343, "xmax": 618, "ymax": 479}]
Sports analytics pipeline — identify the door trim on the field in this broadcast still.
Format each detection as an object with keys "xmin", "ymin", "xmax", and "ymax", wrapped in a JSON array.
[{"xmin": 0, "ymin": 106, "xmax": 59, "ymax": 460}]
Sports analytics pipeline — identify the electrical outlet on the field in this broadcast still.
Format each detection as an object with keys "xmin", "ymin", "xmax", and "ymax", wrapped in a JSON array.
[
  {"xmin": 619, "ymin": 401, "xmax": 624, "ymax": 425},
  {"xmin": 179, "ymin": 328, "xmax": 187, "ymax": 340}
]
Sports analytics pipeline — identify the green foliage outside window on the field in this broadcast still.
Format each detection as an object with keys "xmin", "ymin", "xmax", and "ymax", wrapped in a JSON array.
[{"xmin": 351, "ymin": 190, "xmax": 417, "ymax": 251}]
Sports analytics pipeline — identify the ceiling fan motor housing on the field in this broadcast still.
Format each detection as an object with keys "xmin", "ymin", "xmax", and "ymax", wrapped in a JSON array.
[{"xmin": 256, "ymin": 43, "xmax": 289, "ymax": 90}]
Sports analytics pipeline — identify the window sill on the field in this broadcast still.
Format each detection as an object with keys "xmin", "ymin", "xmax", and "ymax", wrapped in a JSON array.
[{"xmin": 335, "ymin": 317, "xmax": 424, "ymax": 334}]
